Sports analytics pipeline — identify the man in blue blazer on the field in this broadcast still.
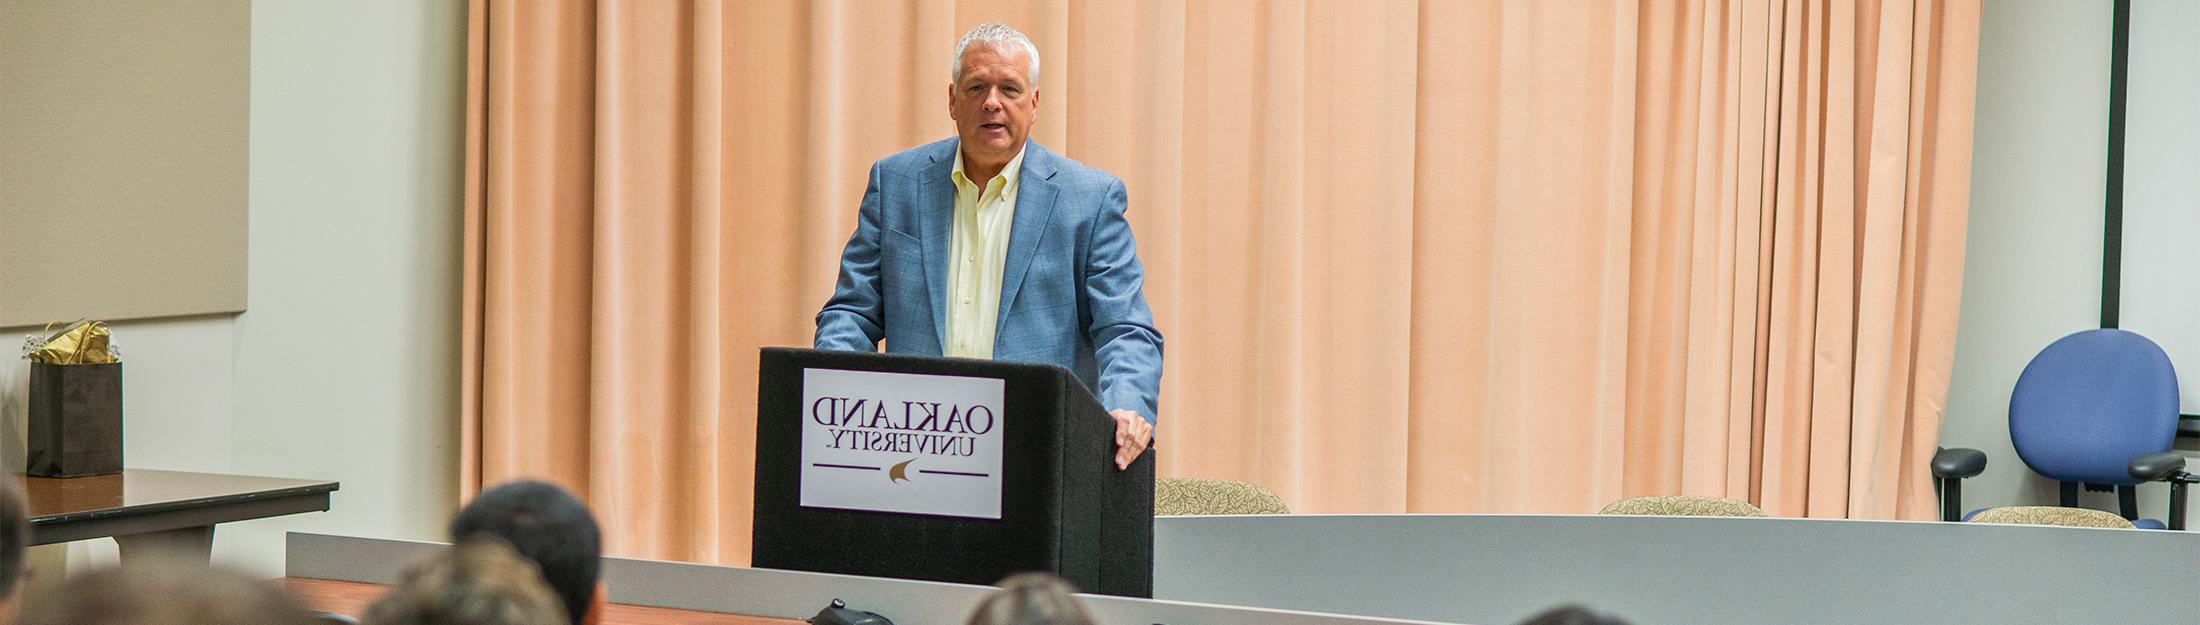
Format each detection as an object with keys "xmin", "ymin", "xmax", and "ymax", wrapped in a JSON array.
[{"xmin": 815, "ymin": 23, "xmax": 1162, "ymax": 470}]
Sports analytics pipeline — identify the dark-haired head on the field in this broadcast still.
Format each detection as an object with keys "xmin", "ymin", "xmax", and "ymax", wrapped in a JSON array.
[{"xmin": 450, "ymin": 480, "xmax": 602, "ymax": 625}]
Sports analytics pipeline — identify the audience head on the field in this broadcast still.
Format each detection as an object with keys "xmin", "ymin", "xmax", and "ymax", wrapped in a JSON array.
[
  {"xmin": 363, "ymin": 538, "xmax": 570, "ymax": 625},
  {"xmin": 0, "ymin": 478, "xmax": 28, "ymax": 619},
  {"xmin": 1516, "ymin": 605, "xmax": 1631, "ymax": 625},
  {"xmin": 450, "ymin": 479, "xmax": 602, "ymax": 625},
  {"xmin": 964, "ymin": 572, "xmax": 1096, "ymax": 625},
  {"xmin": 16, "ymin": 559, "xmax": 314, "ymax": 625}
]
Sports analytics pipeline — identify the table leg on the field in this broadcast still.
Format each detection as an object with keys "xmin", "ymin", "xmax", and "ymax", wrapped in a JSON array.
[{"xmin": 114, "ymin": 525, "xmax": 215, "ymax": 564}]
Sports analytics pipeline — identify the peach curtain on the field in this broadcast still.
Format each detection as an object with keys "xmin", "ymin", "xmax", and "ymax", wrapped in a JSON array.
[{"xmin": 462, "ymin": 0, "xmax": 1980, "ymax": 564}]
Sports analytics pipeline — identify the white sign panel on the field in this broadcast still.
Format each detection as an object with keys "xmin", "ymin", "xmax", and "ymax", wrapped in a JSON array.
[{"xmin": 800, "ymin": 368, "xmax": 1006, "ymax": 519}]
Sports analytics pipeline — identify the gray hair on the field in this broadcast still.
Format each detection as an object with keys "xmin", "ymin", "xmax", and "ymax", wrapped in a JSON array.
[{"xmin": 951, "ymin": 22, "xmax": 1040, "ymax": 85}]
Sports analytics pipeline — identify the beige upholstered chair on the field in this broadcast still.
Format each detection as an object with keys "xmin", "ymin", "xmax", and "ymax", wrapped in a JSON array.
[
  {"xmin": 1967, "ymin": 505, "xmax": 2136, "ymax": 529},
  {"xmin": 1154, "ymin": 478, "xmax": 1289, "ymax": 516},
  {"xmin": 1597, "ymin": 495, "xmax": 1767, "ymax": 517}
]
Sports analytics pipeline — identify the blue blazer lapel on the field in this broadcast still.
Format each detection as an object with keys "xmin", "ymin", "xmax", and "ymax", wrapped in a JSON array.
[
  {"xmin": 996, "ymin": 143, "xmax": 1060, "ymax": 337},
  {"xmin": 919, "ymin": 152, "xmax": 955, "ymax": 349}
]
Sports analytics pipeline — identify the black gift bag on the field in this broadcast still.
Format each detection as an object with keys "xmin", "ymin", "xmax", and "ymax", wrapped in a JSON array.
[{"xmin": 27, "ymin": 362, "xmax": 123, "ymax": 477}]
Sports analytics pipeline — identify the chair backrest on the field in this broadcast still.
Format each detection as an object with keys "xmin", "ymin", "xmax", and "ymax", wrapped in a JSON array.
[
  {"xmin": 1596, "ymin": 495, "xmax": 1766, "ymax": 517},
  {"xmin": 2009, "ymin": 329, "xmax": 2180, "ymax": 485},
  {"xmin": 1967, "ymin": 505, "xmax": 2135, "ymax": 529},
  {"xmin": 1155, "ymin": 478, "xmax": 1288, "ymax": 516}
]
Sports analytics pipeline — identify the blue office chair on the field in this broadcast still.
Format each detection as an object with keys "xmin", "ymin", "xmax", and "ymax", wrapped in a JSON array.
[{"xmin": 1940, "ymin": 329, "xmax": 2189, "ymax": 529}]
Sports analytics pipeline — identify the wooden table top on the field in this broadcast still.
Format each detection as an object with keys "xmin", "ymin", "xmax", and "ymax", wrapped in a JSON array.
[
  {"xmin": 282, "ymin": 578, "xmax": 804, "ymax": 625},
  {"xmin": 25, "ymin": 468, "xmax": 338, "ymax": 523}
]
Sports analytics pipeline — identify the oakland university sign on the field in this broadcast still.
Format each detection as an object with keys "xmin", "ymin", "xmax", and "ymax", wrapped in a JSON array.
[
  {"xmin": 812, "ymin": 396, "xmax": 994, "ymax": 456},
  {"xmin": 799, "ymin": 368, "xmax": 1006, "ymax": 519}
]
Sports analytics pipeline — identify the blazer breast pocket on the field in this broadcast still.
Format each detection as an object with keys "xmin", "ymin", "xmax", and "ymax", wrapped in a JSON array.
[
  {"xmin": 880, "ymin": 228, "xmax": 922, "ymax": 263},
  {"xmin": 877, "ymin": 229, "xmax": 927, "ymax": 292},
  {"xmin": 883, "ymin": 227, "xmax": 922, "ymax": 244}
]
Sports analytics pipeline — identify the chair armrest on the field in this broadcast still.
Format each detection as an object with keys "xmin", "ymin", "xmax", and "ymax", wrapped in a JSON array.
[
  {"xmin": 1932, "ymin": 447, "xmax": 1987, "ymax": 480},
  {"xmin": 2128, "ymin": 452, "xmax": 2188, "ymax": 482}
]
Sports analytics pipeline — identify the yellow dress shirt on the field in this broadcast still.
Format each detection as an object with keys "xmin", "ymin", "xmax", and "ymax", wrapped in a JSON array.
[{"xmin": 944, "ymin": 145, "xmax": 1028, "ymax": 358}]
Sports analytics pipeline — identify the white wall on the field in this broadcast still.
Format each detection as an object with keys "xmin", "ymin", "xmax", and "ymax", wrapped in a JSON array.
[
  {"xmin": 1942, "ymin": 0, "xmax": 2199, "ymax": 520},
  {"xmin": 223, "ymin": 0, "xmax": 468, "ymax": 574},
  {"xmin": 2, "ymin": 0, "xmax": 467, "ymax": 576}
]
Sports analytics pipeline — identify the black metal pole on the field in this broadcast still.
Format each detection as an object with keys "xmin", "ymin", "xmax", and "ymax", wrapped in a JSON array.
[
  {"xmin": 2169, "ymin": 479, "xmax": 2186, "ymax": 531},
  {"xmin": 1942, "ymin": 479, "xmax": 1962, "ymax": 522},
  {"xmin": 2102, "ymin": 0, "xmax": 2131, "ymax": 328}
]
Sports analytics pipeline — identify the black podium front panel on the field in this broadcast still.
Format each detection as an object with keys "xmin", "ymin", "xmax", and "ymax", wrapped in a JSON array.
[{"xmin": 752, "ymin": 348, "xmax": 1152, "ymax": 597}]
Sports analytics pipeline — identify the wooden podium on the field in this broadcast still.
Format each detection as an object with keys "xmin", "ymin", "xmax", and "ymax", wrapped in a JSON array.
[{"xmin": 750, "ymin": 348, "xmax": 1153, "ymax": 597}]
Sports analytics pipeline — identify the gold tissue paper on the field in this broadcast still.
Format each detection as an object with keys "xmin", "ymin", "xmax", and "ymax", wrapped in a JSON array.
[{"xmin": 21, "ymin": 319, "xmax": 121, "ymax": 365}]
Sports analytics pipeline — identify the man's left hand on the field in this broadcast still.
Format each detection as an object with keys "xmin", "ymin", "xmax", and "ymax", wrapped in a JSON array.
[{"xmin": 1110, "ymin": 409, "xmax": 1153, "ymax": 470}]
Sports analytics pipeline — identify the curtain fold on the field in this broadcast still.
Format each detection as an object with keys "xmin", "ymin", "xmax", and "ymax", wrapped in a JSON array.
[{"xmin": 463, "ymin": 0, "xmax": 1980, "ymax": 564}]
